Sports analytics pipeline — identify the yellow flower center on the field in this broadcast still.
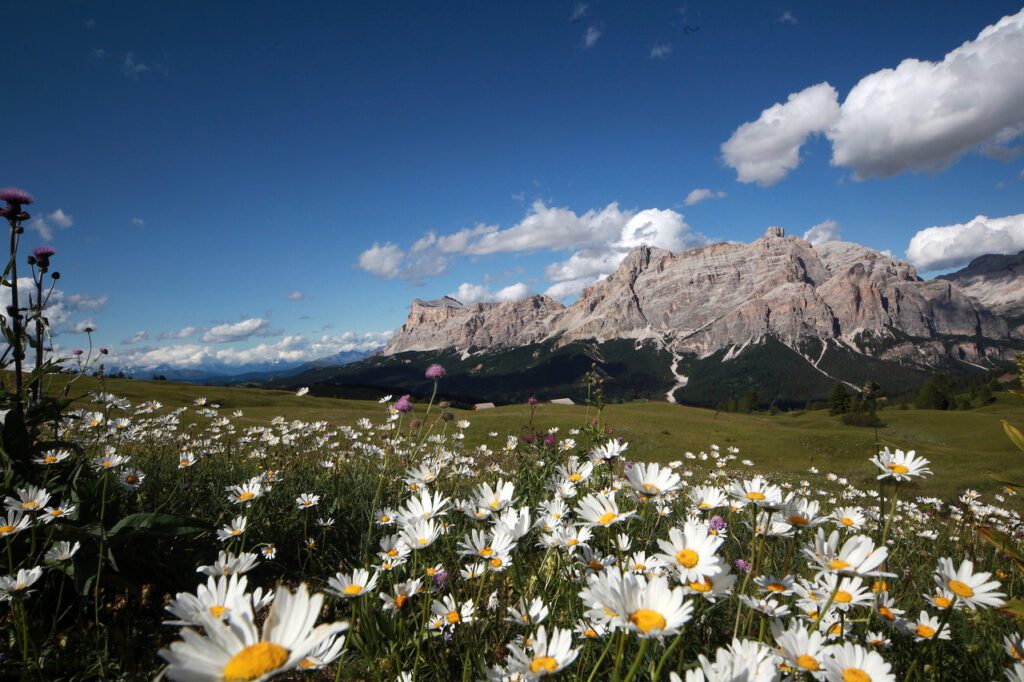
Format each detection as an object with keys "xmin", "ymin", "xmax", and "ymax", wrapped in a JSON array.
[
  {"xmin": 20, "ymin": 501, "xmax": 37, "ymax": 509},
  {"xmin": 828, "ymin": 559, "xmax": 850, "ymax": 571},
  {"xmin": 380, "ymin": 515, "xmax": 390, "ymax": 523},
  {"xmin": 489, "ymin": 558, "xmax": 503, "ymax": 568},
  {"xmin": 584, "ymin": 628, "xmax": 598, "ymax": 638},
  {"xmin": 878, "ymin": 607, "xmax": 894, "ymax": 621},
  {"xmin": 530, "ymin": 657, "xmax": 559, "ymax": 674},
  {"xmin": 569, "ymin": 474, "xmax": 582, "ymax": 482},
  {"xmin": 343, "ymin": 584, "xmax": 363, "ymax": 595},
  {"xmin": 788, "ymin": 515, "xmax": 808, "ymax": 526},
  {"xmin": 446, "ymin": 610, "xmax": 461, "ymax": 624},
  {"xmin": 209, "ymin": 605, "xmax": 227, "ymax": 618},
  {"xmin": 933, "ymin": 596, "xmax": 952, "ymax": 609},
  {"xmin": 567, "ymin": 539, "xmax": 579, "ymax": 547},
  {"xmin": 387, "ymin": 549, "xmax": 399, "ymax": 557},
  {"xmin": 872, "ymin": 580, "xmax": 887, "ymax": 593},
  {"xmin": 479, "ymin": 547, "xmax": 495, "ymax": 557},
  {"xmin": 746, "ymin": 491, "xmax": 766, "ymax": 501},
  {"xmin": 834, "ymin": 591, "xmax": 853, "ymax": 604},
  {"xmin": 0, "ymin": 525, "xmax": 14, "ymax": 534},
  {"xmin": 843, "ymin": 667, "xmax": 871, "ymax": 682},
  {"xmin": 766, "ymin": 583, "xmax": 786, "ymax": 593},
  {"xmin": 394, "ymin": 594, "xmax": 408, "ymax": 609},
  {"xmin": 223, "ymin": 641, "xmax": 289, "ymax": 681},
  {"xmin": 102, "ymin": 461, "xmax": 113, "ymax": 469},
  {"xmin": 888, "ymin": 464, "xmax": 909, "ymax": 475},
  {"xmin": 796, "ymin": 655, "xmax": 820, "ymax": 671},
  {"xmin": 238, "ymin": 491, "xmax": 255, "ymax": 501},
  {"xmin": 699, "ymin": 502, "xmax": 711, "ymax": 509},
  {"xmin": 629, "ymin": 609, "xmax": 666, "ymax": 634},
  {"xmin": 947, "ymin": 580, "xmax": 973, "ymax": 598},
  {"xmin": 676, "ymin": 549, "xmax": 700, "ymax": 568},
  {"xmin": 426, "ymin": 568, "xmax": 437, "ymax": 576},
  {"xmin": 298, "ymin": 659, "xmax": 317, "ymax": 670},
  {"xmin": 841, "ymin": 517, "xmax": 854, "ymax": 527},
  {"xmin": 688, "ymin": 578, "xmax": 713, "ymax": 593},
  {"xmin": 44, "ymin": 456, "xmax": 57, "ymax": 463},
  {"xmin": 597, "ymin": 512, "xmax": 618, "ymax": 526},
  {"xmin": 589, "ymin": 560, "xmax": 604, "ymax": 571},
  {"xmin": 915, "ymin": 624, "xmax": 935, "ymax": 639}
]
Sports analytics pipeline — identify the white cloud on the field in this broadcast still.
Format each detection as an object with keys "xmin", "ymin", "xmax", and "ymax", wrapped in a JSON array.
[
  {"xmin": 829, "ymin": 10, "xmax": 1024, "ymax": 179},
  {"xmin": 544, "ymin": 249, "xmax": 625, "ymax": 283},
  {"xmin": 2, "ymin": 279, "xmax": 106, "ymax": 334},
  {"xmin": 358, "ymin": 242, "xmax": 405, "ymax": 279},
  {"xmin": 721, "ymin": 82, "xmax": 840, "ymax": 187},
  {"xmin": 449, "ymin": 283, "xmax": 492, "ymax": 305},
  {"xmin": 72, "ymin": 319, "xmax": 98, "ymax": 333},
  {"xmin": 722, "ymin": 10, "xmax": 1024, "ymax": 184},
  {"xmin": 495, "ymin": 282, "xmax": 531, "ymax": 302},
  {"xmin": 113, "ymin": 331, "xmax": 393, "ymax": 370},
  {"xmin": 905, "ymin": 213, "xmax": 1024, "ymax": 271},
  {"xmin": 778, "ymin": 10, "xmax": 798, "ymax": 24},
  {"xmin": 570, "ymin": 3, "xmax": 588, "ymax": 22},
  {"xmin": 650, "ymin": 43, "xmax": 672, "ymax": 59},
  {"xmin": 29, "ymin": 209, "xmax": 75, "ymax": 240},
  {"xmin": 201, "ymin": 318, "xmax": 275, "ymax": 344},
  {"xmin": 121, "ymin": 52, "xmax": 150, "ymax": 79},
  {"xmin": 158, "ymin": 325, "xmax": 199, "ymax": 340},
  {"xmin": 131, "ymin": 217, "xmax": 145, "ymax": 226},
  {"xmin": 288, "ymin": 291, "xmax": 304, "ymax": 301},
  {"xmin": 684, "ymin": 188, "xmax": 726, "ymax": 206},
  {"xmin": 544, "ymin": 277, "xmax": 600, "ymax": 300},
  {"xmin": 123, "ymin": 331, "xmax": 149, "ymax": 345},
  {"xmin": 803, "ymin": 219, "xmax": 842, "ymax": 245},
  {"xmin": 583, "ymin": 26, "xmax": 602, "ymax": 49}
]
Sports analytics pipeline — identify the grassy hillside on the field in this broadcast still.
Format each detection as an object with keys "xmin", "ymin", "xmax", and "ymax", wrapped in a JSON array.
[{"xmin": 60, "ymin": 373, "xmax": 1024, "ymax": 498}]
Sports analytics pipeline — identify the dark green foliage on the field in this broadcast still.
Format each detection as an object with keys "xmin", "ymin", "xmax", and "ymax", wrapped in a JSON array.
[{"xmin": 828, "ymin": 382, "xmax": 850, "ymax": 415}]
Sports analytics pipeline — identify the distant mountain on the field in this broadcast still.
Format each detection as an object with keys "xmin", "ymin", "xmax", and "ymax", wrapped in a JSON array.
[
  {"xmin": 281, "ymin": 230, "xmax": 1024, "ymax": 407},
  {"xmin": 111, "ymin": 349, "xmax": 376, "ymax": 385},
  {"xmin": 939, "ymin": 250, "xmax": 1024, "ymax": 330}
]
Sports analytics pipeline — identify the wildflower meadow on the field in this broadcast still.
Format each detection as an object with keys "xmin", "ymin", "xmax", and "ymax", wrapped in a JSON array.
[{"xmin": 1, "ymin": 188, "xmax": 1023, "ymax": 681}]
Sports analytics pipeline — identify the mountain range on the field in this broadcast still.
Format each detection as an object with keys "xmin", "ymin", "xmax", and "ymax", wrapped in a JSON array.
[{"xmin": 278, "ymin": 230, "xmax": 1024, "ymax": 407}]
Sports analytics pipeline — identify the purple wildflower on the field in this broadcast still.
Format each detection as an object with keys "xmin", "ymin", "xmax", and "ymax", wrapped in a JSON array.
[
  {"xmin": 542, "ymin": 434, "xmax": 556, "ymax": 446},
  {"xmin": 527, "ymin": 395, "xmax": 538, "ymax": 406},
  {"xmin": 425, "ymin": 364, "xmax": 446, "ymax": 380},
  {"xmin": 521, "ymin": 433, "xmax": 535, "ymax": 444},
  {"xmin": 72, "ymin": 349, "xmax": 83, "ymax": 357},
  {"xmin": 394, "ymin": 395, "xmax": 413, "ymax": 413},
  {"xmin": 709, "ymin": 515, "xmax": 727, "ymax": 532},
  {"xmin": 32, "ymin": 246, "xmax": 55, "ymax": 259},
  {"xmin": 432, "ymin": 569, "xmax": 449, "ymax": 590},
  {"xmin": 99, "ymin": 347, "xmax": 109, "ymax": 355},
  {"xmin": 734, "ymin": 559, "xmax": 751, "ymax": 574},
  {"xmin": 0, "ymin": 187, "xmax": 33, "ymax": 206}
]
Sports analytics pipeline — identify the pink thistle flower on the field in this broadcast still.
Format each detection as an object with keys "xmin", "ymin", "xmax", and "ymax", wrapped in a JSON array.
[
  {"xmin": 72, "ymin": 349, "xmax": 83, "ymax": 357},
  {"xmin": 33, "ymin": 246, "xmax": 55, "ymax": 259},
  {"xmin": 528, "ymin": 395, "xmax": 538, "ymax": 406},
  {"xmin": 425, "ymin": 364, "xmax": 446, "ymax": 379},
  {"xmin": 394, "ymin": 394, "xmax": 413, "ymax": 413},
  {"xmin": 0, "ymin": 187, "xmax": 33, "ymax": 205}
]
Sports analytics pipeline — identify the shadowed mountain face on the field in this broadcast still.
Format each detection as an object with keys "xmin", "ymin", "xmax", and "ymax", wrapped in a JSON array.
[
  {"xmin": 938, "ymin": 250, "xmax": 1024, "ymax": 332},
  {"xmin": 283, "ymin": 231, "xmax": 1023, "ymax": 407}
]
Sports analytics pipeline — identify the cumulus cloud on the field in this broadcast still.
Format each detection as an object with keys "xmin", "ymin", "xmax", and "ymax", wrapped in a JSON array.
[
  {"xmin": 649, "ymin": 43, "xmax": 672, "ymax": 59},
  {"xmin": 123, "ymin": 331, "xmax": 149, "ymax": 345},
  {"xmin": 722, "ymin": 10, "xmax": 1024, "ymax": 184},
  {"xmin": 201, "ymin": 318, "xmax": 276, "ymax": 344},
  {"xmin": 113, "ymin": 330, "xmax": 393, "ymax": 370},
  {"xmin": 287, "ymin": 291, "xmax": 304, "ymax": 301},
  {"xmin": 721, "ymin": 82, "xmax": 840, "ymax": 187},
  {"xmin": 158, "ymin": 326, "xmax": 199, "ymax": 340},
  {"xmin": 358, "ymin": 242, "xmax": 404, "ymax": 278},
  {"xmin": 2, "ymin": 280, "xmax": 107, "ymax": 335},
  {"xmin": 803, "ymin": 219, "xmax": 842, "ymax": 245},
  {"xmin": 684, "ymin": 188, "xmax": 727, "ymax": 206},
  {"xmin": 130, "ymin": 217, "xmax": 145, "ymax": 226},
  {"xmin": 448, "ymin": 282, "xmax": 532, "ymax": 305},
  {"xmin": 583, "ymin": 26, "xmax": 602, "ymax": 49},
  {"xmin": 29, "ymin": 209, "xmax": 75, "ymax": 240},
  {"xmin": 905, "ymin": 213, "xmax": 1024, "ymax": 271},
  {"xmin": 830, "ymin": 10, "xmax": 1024, "ymax": 178}
]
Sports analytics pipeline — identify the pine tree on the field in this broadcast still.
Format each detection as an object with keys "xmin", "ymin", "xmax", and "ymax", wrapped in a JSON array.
[{"xmin": 828, "ymin": 382, "xmax": 850, "ymax": 415}]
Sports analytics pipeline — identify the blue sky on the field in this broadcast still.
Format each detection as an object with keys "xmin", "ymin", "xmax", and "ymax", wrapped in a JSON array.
[{"xmin": 5, "ymin": 1, "xmax": 1024, "ymax": 370}]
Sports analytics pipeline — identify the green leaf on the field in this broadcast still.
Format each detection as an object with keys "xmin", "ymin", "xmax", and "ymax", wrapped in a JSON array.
[
  {"xmin": 989, "ymin": 473, "xmax": 1024, "ymax": 490},
  {"xmin": 978, "ymin": 525, "xmax": 1024, "ymax": 572},
  {"xmin": 1003, "ymin": 420, "xmax": 1024, "ymax": 452},
  {"xmin": 106, "ymin": 512, "xmax": 207, "ymax": 540},
  {"xmin": 1001, "ymin": 599, "xmax": 1024, "ymax": 619}
]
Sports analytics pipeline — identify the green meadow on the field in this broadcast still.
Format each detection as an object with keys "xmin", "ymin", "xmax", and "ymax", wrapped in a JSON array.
[{"xmin": 66, "ymin": 374, "xmax": 1024, "ymax": 499}]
